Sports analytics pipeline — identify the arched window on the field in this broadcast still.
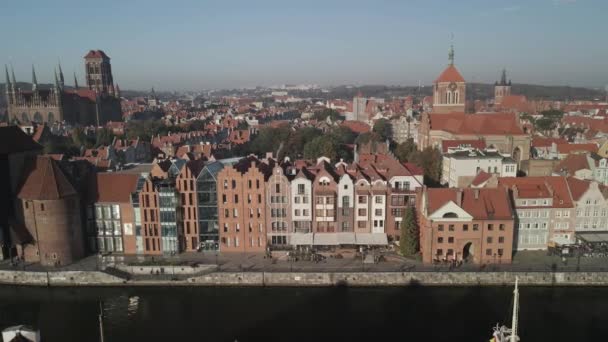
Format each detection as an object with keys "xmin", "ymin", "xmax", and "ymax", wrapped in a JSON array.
[
  {"xmin": 443, "ymin": 212, "xmax": 458, "ymax": 218},
  {"xmin": 33, "ymin": 112, "xmax": 43, "ymax": 123},
  {"xmin": 21, "ymin": 112, "xmax": 29, "ymax": 123},
  {"xmin": 447, "ymin": 92, "xmax": 452, "ymax": 104},
  {"xmin": 47, "ymin": 112, "xmax": 55, "ymax": 124}
]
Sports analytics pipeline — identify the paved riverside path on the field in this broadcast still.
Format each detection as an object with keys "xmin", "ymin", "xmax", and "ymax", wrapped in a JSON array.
[{"xmin": 2, "ymin": 250, "xmax": 608, "ymax": 274}]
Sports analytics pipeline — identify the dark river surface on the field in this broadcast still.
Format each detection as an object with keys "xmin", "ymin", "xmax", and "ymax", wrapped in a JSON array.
[{"xmin": 0, "ymin": 285, "xmax": 606, "ymax": 342}]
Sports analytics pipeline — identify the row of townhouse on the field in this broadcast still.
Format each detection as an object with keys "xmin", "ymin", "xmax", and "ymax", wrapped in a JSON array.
[
  {"xmin": 85, "ymin": 153, "xmax": 424, "ymax": 256},
  {"xmin": 217, "ymin": 154, "xmax": 424, "ymax": 252}
]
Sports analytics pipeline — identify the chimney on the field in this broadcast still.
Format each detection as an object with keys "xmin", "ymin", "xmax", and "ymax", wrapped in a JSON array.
[
  {"xmin": 456, "ymin": 189, "xmax": 464, "ymax": 207},
  {"xmin": 474, "ymin": 188, "xmax": 479, "ymax": 200}
]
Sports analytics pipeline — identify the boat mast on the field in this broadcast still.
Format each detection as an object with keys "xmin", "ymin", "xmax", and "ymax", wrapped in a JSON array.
[
  {"xmin": 99, "ymin": 301, "xmax": 105, "ymax": 342},
  {"xmin": 510, "ymin": 277, "xmax": 519, "ymax": 342}
]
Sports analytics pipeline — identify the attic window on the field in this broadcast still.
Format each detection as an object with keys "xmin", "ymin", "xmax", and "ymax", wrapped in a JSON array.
[{"xmin": 442, "ymin": 212, "xmax": 458, "ymax": 218}]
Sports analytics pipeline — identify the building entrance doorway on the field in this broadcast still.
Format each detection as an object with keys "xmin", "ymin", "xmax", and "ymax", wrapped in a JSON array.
[{"xmin": 462, "ymin": 242, "xmax": 474, "ymax": 262}]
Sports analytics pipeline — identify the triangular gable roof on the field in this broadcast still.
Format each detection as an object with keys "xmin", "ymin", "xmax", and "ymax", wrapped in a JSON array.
[
  {"xmin": 18, "ymin": 156, "xmax": 77, "ymax": 200},
  {"xmin": 435, "ymin": 65, "xmax": 465, "ymax": 83},
  {"xmin": 428, "ymin": 200, "xmax": 473, "ymax": 220}
]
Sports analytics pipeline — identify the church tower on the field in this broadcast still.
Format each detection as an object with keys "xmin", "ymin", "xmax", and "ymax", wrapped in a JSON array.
[
  {"xmin": 84, "ymin": 50, "xmax": 114, "ymax": 95},
  {"xmin": 432, "ymin": 45, "xmax": 466, "ymax": 114},
  {"xmin": 494, "ymin": 68, "xmax": 511, "ymax": 105}
]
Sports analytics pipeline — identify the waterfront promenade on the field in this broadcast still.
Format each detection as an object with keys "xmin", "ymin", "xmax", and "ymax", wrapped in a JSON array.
[{"xmin": 1, "ymin": 250, "xmax": 608, "ymax": 287}]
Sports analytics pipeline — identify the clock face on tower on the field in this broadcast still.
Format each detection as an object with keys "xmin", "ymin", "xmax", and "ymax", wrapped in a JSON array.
[{"xmin": 448, "ymin": 82, "xmax": 457, "ymax": 91}]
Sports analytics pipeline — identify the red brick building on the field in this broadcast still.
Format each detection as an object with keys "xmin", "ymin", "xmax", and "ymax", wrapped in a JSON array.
[{"xmin": 418, "ymin": 187, "xmax": 515, "ymax": 264}]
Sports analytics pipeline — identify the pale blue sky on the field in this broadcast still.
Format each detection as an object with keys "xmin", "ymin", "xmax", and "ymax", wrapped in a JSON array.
[{"xmin": 1, "ymin": 0, "xmax": 606, "ymax": 91}]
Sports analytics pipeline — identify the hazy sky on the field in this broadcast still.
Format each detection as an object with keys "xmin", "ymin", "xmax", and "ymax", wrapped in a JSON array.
[{"xmin": 1, "ymin": 0, "xmax": 607, "ymax": 91}]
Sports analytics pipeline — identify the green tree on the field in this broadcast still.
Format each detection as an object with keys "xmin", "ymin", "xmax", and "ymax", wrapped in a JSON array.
[
  {"xmin": 313, "ymin": 108, "xmax": 344, "ymax": 122},
  {"xmin": 394, "ymin": 138, "xmax": 417, "ymax": 162},
  {"xmin": 373, "ymin": 118, "xmax": 392, "ymax": 141},
  {"xmin": 409, "ymin": 147, "xmax": 442, "ymax": 186},
  {"xmin": 303, "ymin": 135, "xmax": 337, "ymax": 160},
  {"xmin": 400, "ymin": 206, "xmax": 418, "ymax": 256},
  {"xmin": 95, "ymin": 128, "xmax": 115, "ymax": 147}
]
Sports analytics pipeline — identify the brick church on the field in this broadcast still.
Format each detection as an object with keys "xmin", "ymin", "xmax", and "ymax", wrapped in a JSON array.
[{"xmin": 4, "ymin": 50, "xmax": 122, "ymax": 126}]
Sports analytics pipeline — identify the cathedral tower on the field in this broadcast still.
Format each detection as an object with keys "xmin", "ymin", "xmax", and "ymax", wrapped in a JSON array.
[
  {"xmin": 432, "ymin": 45, "xmax": 466, "ymax": 114},
  {"xmin": 84, "ymin": 50, "xmax": 114, "ymax": 95},
  {"xmin": 494, "ymin": 68, "xmax": 511, "ymax": 105}
]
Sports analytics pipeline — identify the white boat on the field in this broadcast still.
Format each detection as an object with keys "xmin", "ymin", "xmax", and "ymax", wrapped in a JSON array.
[
  {"xmin": 490, "ymin": 277, "xmax": 520, "ymax": 342},
  {"xmin": 1, "ymin": 325, "xmax": 40, "ymax": 342}
]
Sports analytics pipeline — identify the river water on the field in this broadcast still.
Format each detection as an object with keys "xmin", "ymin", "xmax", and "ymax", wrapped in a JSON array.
[{"xmin": 0, "ymin": 285, "xmax": 606, "ymax": 341}]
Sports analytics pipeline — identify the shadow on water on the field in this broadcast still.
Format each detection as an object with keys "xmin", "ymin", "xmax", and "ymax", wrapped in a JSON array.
[{"xmin": 1, "ymin": 285, "xmax": 608, "ymax": 342}]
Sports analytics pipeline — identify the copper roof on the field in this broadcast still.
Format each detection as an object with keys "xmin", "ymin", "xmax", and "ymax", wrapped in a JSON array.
[{"xmin": 18, "ymin": 156, "xmax": 77, "ymax": 200}]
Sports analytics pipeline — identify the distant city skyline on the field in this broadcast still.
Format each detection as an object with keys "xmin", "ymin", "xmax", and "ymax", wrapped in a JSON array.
[{"xmin": 1, "ymin": 0, "xmax": 607, "ymax": 91}]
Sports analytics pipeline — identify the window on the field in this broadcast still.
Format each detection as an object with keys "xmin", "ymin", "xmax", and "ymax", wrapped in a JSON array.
[
  {"xmin": 316, "ymin": 197, "xmax": 324, "ymax": 204},
  {"xmin": 375, "ymin": 209, "xmax": 382, "ymax": 216},
  {"xmin": 40, "ymin": 203, "xmax": 45, "ymax": 211},
  {"xmin": 342, "ymin": 196, "xmax": 350, "ymax": 207},
  {"xmin": 275, "ymin": 184, "xmax": 280, "ymax": 193},
  {"xmin": 295, "ymin": 209, "xmax": 300, "ymax": 217},
  {"xmin": 488, "ymin": 224, "xmax": 494, "ymax": 231},
  {"xmin": 358, "ymin": 209, "xmax": 367, "ymax": 216},
  {"xmin": 448, "ymin": 237, "xmax": 454, "ymax": 243},
  {"xmin": 486, "ymin": 249, "xmax": 492, "ymax": 256},
  {"xmin": 358, "ymin": 221, "xmax": 366, "ymax": 228},
  {"xmin": 463, "ymin": 224, "xmax": 469, "ymax": 231},
  {"xmin": 298, "ymin": 184, "xmax": 305, "ymax": 194},
  {"xmin": 438, "ymin": 224, "xmax": 444, "ymax": 231},
  {"xmin": 497, "ymin": 249, "xmax": 504, "ymax": 256},
  {"xmin": 231, "ymin": 180, "xmax": 236, "ymax": 189},
  {"xmin": 448, "ymin": 225, "xmax": 455, "ymax": 231},
  {"xmin": 224, "ymin": 209, "xmax": 229, "ymax": 218},
  {"xmin": 473, "ymin": 224, "xmax": 479, "ymax": 231},
  {"xmin": 498, "ymin": 236, "xmax": 505, "ymax": 243},
  {"xmin": 438, "ymin": 237, "xmax": 444, "ymax": 243},
  {"xmin": 499, "ymin": 224, "xmax": 505, "ymax": 231},
  {"xmin": 375, "ymin": 196, "xmax": 383, "ymax": 204},
  {"xmin": 436, "ymin": 249, "xmax": 443, "ymax": 256},
  {"xmin": 447, "ymin": 249, "xmax": 454, "ymax": 256},
  {"xmin": 358, "ymin": 196, "xmax": 367, "ymax": 204},
  {"xmin": 487, "ymin": 237, "xmax": 493, "ymax": 243}
]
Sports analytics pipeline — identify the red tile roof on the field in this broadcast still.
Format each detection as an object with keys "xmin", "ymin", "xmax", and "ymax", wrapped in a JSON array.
[
  {"xmin": 566, "ymin": 177, "xmax": 590, "ymax": 201},
  {"xmin": 93, "ymin": 173, "xmax": 140, "ymax": 203},
  {"xmin": 498, "ymin": 176, "xmax": 573, "ymax": 208},
  {"xmin": 471, "ymin": 171, "xmax": 492, "ymax": 187},
  {"xmin": 556, "ymin": 143, "xmax": 598, "ymax": 154},
  {"xmin": 426, "ymin": 188, "xmax": 512, "ymax": 220},
  {"xmin": 341, "ymin": 120, "xmax": 371, "ymax": 134},
  {"xmin": 428, "ymin": 112, "xmax": 525, "ymax": 135},
  {"xmin": 435, "ymin": 65, "xmax": 465, "ymax": 83},
  {"xmin": 554, "ymin": 153, "xmax": 591, "ymax": 175},
  {"xmin": 18, "ymin": 156, "xmax": 77, "ymax": 200},
  {"xmin": 531, "ymin": 137, "xmax": 568, "ymax": 148}
]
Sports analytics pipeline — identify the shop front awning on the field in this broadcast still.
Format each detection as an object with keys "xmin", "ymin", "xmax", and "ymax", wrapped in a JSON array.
[
  {"xmin": 290, "ymin": 233, "xmax": 313, "ymax": 245},
  {"xmin": 576, "ymin": 231, "xmax": 608, "ymax": 243},
  {"xmin": 313, "ymin": 233, "xmax": 339, "ymax": 245},
  {"xmin": 356, "ymin": 233, "xmax": 388, "ymax": 245}
]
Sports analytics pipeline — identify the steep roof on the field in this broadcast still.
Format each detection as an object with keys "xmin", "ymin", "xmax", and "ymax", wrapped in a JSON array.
[
  {"xmin": 566, "ymin": 177, "xmax": 590, "ymax": 201},
  {"xmin": 18, "ymin": 156, "xmax": 77, "ymax": 200},
  {"xmin": 435, "ymin": 65, "xmax": 465, "ymax": 83},
  {"xmin": 554, "ymin": 153, "xmax": 591, "ymax": 175},
  {"xmin": 84, "ymin": 50, "xmax": 109, "ymax": 59},
  {"xmin": 426, "ymin": 188, "xmax": 512, "ymax": 220},
  {"xmin": 428, "ymin": 112, "xmax": 525, "ymax": 136},
  {"xmin": 93, "ymin": 173, "xmax": 139, "ymax": 203},
  {"xmin": 0, "ymin": 126, "xmax": 43, "ymax": 155}
]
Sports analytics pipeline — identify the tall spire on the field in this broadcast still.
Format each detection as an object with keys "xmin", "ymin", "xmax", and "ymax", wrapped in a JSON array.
[
  {"xmin": 54, "ymin": 68, "xmax": 60, "ymax": 90},
  {"xmin": 74, "ymin": 72, "xmax": 79, "ymax": 89},
  {"xmin": 4, "ymin": 65, "xmax": 10, "ymax": 90},
  {"xmin": 31, "ymin": 65, "xmax": 38, "ymax": 92},
  {"xmin": 448, "ymin": 44, "xmax": 455, "ymax": 66},
  {"xmin": 58, "ymin": 61, "xmax": 65, "ymax": 88},
  {"xmin": 500, "ymin": 68, "xmax": 507, "ymax": 85}
]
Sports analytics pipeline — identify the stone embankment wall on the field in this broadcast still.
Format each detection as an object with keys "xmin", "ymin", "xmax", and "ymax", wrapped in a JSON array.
[{"xmin": 1, "ymin": 270, "xmax": 608, "ymax": 287}]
